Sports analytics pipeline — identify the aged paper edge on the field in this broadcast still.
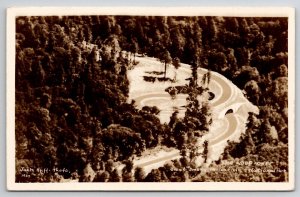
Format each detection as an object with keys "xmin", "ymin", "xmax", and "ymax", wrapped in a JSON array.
[{"xmin": 6, "ymin": 7, "xmax": 295, "ymax": 191}]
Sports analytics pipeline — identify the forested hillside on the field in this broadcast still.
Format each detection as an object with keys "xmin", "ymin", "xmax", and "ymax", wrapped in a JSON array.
[{"xmin": 15, "ymin": 15, "xmax": 288, "ymax": 182}]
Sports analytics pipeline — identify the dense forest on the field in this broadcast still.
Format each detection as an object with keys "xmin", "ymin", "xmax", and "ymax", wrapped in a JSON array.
[{"xmin": 15, "ymin": 15, "xmax": 288, "ymax": 182}]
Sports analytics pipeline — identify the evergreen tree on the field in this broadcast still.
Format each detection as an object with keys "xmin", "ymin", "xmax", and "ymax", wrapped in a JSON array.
[
  {"xmin": 110, "ymin": 169, "xmax": 121, "ymax": 182},
  {"xmin": 159, "ymin": 49, "xmax": 172, "ymax": 79},
  {"xmin": 134, "ymin": 166, "xmax": 146, "ymax": 182}
]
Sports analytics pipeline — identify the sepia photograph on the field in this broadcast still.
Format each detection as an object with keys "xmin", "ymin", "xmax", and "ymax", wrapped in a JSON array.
[{"xmin": 6, "ymin": 7, "xmax": 295, "ymax": 191}]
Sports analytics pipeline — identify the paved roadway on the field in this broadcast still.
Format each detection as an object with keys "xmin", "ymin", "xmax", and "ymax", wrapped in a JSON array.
[{"xmin": 132, "ymin": 60, "xmax": 240, "ymax": 168}]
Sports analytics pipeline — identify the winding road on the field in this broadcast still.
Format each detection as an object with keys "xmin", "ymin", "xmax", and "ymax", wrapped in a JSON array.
[
  {"xmin": 128, "ymin": 57, "xmax": 256, "ymax": 170},
  {"xmin": 210, "ymin": 114, "xmax": 238, "ymax": 145}
]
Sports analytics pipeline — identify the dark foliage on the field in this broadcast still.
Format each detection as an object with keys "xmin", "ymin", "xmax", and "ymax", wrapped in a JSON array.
[{"xmin": 15, "ymin": 15, "xmax": 288, "ymax": 182}]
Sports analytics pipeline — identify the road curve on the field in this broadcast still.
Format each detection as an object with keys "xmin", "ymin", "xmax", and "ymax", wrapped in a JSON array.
[
  {"xmin": 135, "ymin": 114, "xmax": 238, "ymax": 168},
  {"xmin": 130, "ymin": 58, "xmax": 242, "ymax": 169},
  {"xmin": 178, "ymin": 65, "xmax": 232, "ymax": 108},
  {"xmin": 210, "ymin": 114, "xmax": 238, "ymax": 145}
]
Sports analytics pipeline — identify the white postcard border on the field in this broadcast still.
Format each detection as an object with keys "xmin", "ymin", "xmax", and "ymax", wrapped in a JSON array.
[{"xmin": 6, "ymin": 6, "xmax": 295, "ymax": 191}]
